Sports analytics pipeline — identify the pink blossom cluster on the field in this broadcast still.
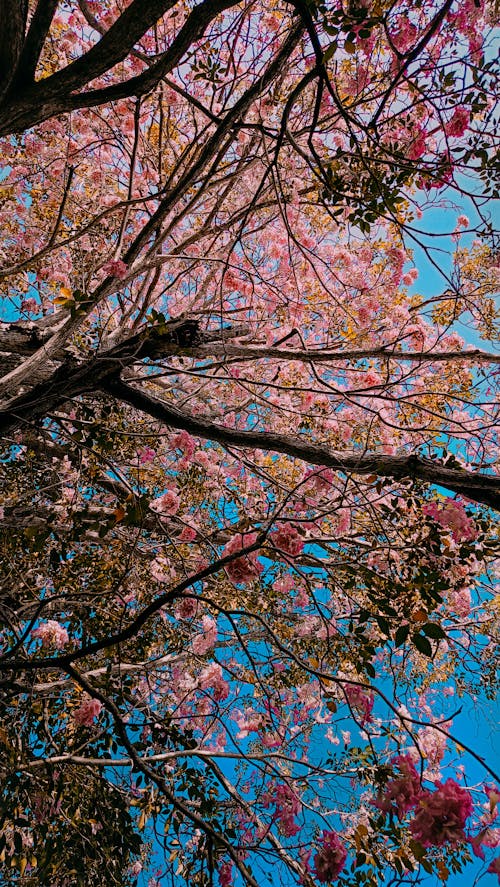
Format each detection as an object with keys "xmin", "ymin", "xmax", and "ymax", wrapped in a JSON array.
[
  {"xmin": 74, "ymin": 695, "xmax": 103, "ymax": 726},
  {"xmin": 488, "ymin": 857, "xmax": 500, "ymax": 883},
  {"xmin": 402, "ymin": 267, "xmax": 419, "ymax": 287},
  {"xmin": 199, "ymin": 662, "xmax": 230, "ymax": 701},
  {"xmin": 376, "ymin": 766, "xmax": 473, "ymax": 850},
  {"xmin": 191, "ymin": 615, "xmax": 218, "ymax": 655},
  {"xmin": 448, "ymin": 586, "xmax": 472, "ymax": 618},
  {"xmin": 344, "ymin": 684, "xmax": 374, "ymax": 725},
  {"xmin": 423, "ymin": 498, "xmax": 477, "ymax": 542},
  {"xmin": 171, "ymin": 430, "xmax": 196, "ymax": 465},
  {"xmin": 271, "ymin": 523, "xmax": 304, "ymax": 557},
  {"xmin": 303, "ymin": 467, "xmax": 335, "ymax": 493},
  {"xmin": 150, "ymin": 556, "xmax": 172, "ymax": 583},
  {"xmin": 222, "ymin": 532, "xmax": 263, "ymax": 584},
  {"xmin": 137, "ymin": 446, "xmax": 156, "ymax": 464},
  {"xmin": 102, "ymin": 259, "xmax": 128, "ymax": 279},
  {"xmin": 262, "ymin": 782, "xmax": 301, "ymax": 837},
  {"xmin": 31, "ymin": 620, "xmax": 69, "ymax": 649},
  {"xmin": 390, "ymin": 17, "xmax": 418, "ymax": 53},
  {"xmin": 233, "ymin": 707, "xmax": 263, "ymax": 739},
  {"xmin": 410, "ymin": 779, "xmax": 473, "ymax": 847},
  {"xmin": 411, "ymin": 724, "xmax": 448, "ymax": 779},
  {"xmin": 218, "ymin": 861, "xmax": 233, "ymax": 887},
  {"xmin": 373, "ymin": 755, "xmax": 423, "ymax": 817},
  {"xmin": 387, "ymin": 246, "xmax": 406, "ymax": 285},
  {"xmin": 151, "ymin": 489, "xmax": 181, "ymax": 516},
  {"xmin": 448, "ymin": 0, "xmax": 484, "ymax": 55},
  {"xmin": 20, "ymin": 297, "xmax": 39, "ymax": 314},
  {"xmin": 313, "ymin": 831, "xmax": 347, "ymax": 883},
  {"xmin": 445, "ymin": 107, "xmax": 471, "ymax": 138},
  {"xmin": 174, "ymin": 596, "xmax": 199, "ymax": 620}
]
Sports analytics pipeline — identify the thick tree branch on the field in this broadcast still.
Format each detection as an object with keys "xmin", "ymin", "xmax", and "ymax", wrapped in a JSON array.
[
  {"xmin": 104, "ymin": 379, "xmax": 500, "ymax": 511},
  {"xmin": 33, "ymin": 0, "xmax": 178, "ymax": 95},
  {"xmin": 0, "ymin": 0, "xmax": 240, "ymax": 136},
  {"xmin": 0, "ymin": 0, "xmax": 27, "ymax": 101},
  {"xmin": 10, "ymin": 0, "xmax": 58, "ymax": 87},
  {"xmin": 0, "ymin": 318, "xmax": 246, "ymax": 421},
  {"xmin": 194, "ymin": 342, "xmax": 500, "ymax": 365}
]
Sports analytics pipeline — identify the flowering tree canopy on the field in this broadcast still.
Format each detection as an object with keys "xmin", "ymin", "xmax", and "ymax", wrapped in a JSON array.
[{"xmin": 0, "ymin": 0, "xmax": 499, "ymax": 885}]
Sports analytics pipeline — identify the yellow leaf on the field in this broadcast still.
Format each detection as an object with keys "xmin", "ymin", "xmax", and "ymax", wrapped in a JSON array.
[{"xmin": 114, "ymin": 505, "xmax": 126, "ymax": 523}]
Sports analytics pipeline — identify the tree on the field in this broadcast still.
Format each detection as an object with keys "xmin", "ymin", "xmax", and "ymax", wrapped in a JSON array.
[{"xmin": 0, "ymin": 0, "xmax": 499, "ymax": 884}]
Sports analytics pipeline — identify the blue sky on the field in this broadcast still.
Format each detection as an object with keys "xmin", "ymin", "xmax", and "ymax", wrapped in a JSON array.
[{"xmin": 401, "ymin": 190, "xmax": 499, "ymax": 887}]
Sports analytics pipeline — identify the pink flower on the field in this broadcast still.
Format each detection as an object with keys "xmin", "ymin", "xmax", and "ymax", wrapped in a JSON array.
[
  {"xmin": 402, "ymin": 268, "xmax": 419, "ymax": 286},
  {"xmin": 486, "ymin": 785, "xmax": 500, "ymax": 814},
  {"xmin": 174, "ymin": 596, "xmax": 199, "ymax": 619},
  {"xmin": 271, "ymin": 523, "xmax": 304, "ymax": 557},
  {"xmin": 313, "ymin": 831, "xmax": 347, "ymax": 883},
  {"xmin": 150, "ymin": 556, "xmax": 171, "ymax": 583},
  {"xmin": 191, "ymin": 615, "xmax": 217, "ymax": 654},
  {"xmin": 21, "ymin": 297, "xmax": 39, "ymax": 314},
  {"xmin": 445, "ymin": 108, "xmax": 470, "ymax": 138},
  {"xmin": 391, "ymin": 18, "xmax": 418, "ymax": 53},
  {"xmin": 263, "ymin": 782, "xmax": 301, "ymax": 837},
  {"xmin": 171, "ymin": 430, "xmax": 196, "ymax": 460},
  {"xmin": 233, "ymin": 708, "xmax": 262, "ymax": 738},
  {"xmin": 304, "ymin": 467, "xmax": 334, "ymax": 493},
  {"xmin": 199, "ymin": 662, "xmax": 229, "ymax": 701},
  {"xmin": 407, "ymin": 126, "xmax": 427, "ymax": 161},
  {"xmin": 31, "ymin": 620, "xmax": 69, "ymax": 649},
  {"xmin": 151, "ymin": 490, "xmax": 181, "ymax": 515},
  {"xmin": 410, "ymin": 779, "xmax": 473, "ymax": 847},
  {"xmin": 448, "ymin": 586, "xmax": 471, "ymax": 618},
  {"xmin": 138, "ymin": 447, "xmax": 156, "ymax": 464},
  {"xmin": 488, "ymin": 858, "xmax": 500, "ymax": 883},
  {"xmin": 373, "ymin": 755, "xmax": 423, "ymax": 817},
  {"xmin": 103, "ymin": 259, "xmax": 128, "ymax": 279},
  {"xmin": 218, "ymin": 861, "xmax": 233, "ymax": 887},
  {"xmin": 482, "ymin": 829, "xmax": 500, "ymax": 849},
  {"xmin": 178, "ymin": 525, "xmax": 197, "ymax": 542},
  {"xmin": 344, "ymin": 684, "xmax": 374, "ymax": 725},
  {"xmin": 457, "ymin": 214, "xmax": 470, "ymax": 228},
  {"xmin": 423, "ymin": 499, "xmax": 477, "ymax": 542},
  {"xmin": 222, "ymin": 532, "xmax": 263, "ymax": 584},
  {"xmin": 74, "ymin": 695, "xmax": 103, "ymax": 726}
]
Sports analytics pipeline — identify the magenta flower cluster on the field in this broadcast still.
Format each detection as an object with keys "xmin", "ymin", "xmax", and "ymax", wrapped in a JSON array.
[
  {"xmin": 313, "ymin": 831, "xmax": 348, "ymax": 883},
  {"xmin": 375, "ymin": 758, "xmax": 474, "ymax": 849}
]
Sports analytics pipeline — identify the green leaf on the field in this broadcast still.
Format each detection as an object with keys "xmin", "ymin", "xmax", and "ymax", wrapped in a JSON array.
[
  {"xmin": 395, "ymin": 624, "xmax": 410, "ymax": 647},
  {"xmin": 323, "ymin": 42, "xmax": 337, "ymax": 63},
  {"xmin": 412, "ymin": 633, "xmax": 433, "ymax": 657},
  {"xmin": 422, "ymin": 622, "xmax": 446, "ymax": 640},
  {"xmin": 376, "ymin": 615, "xmax": 391, "ymax": 637}
]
